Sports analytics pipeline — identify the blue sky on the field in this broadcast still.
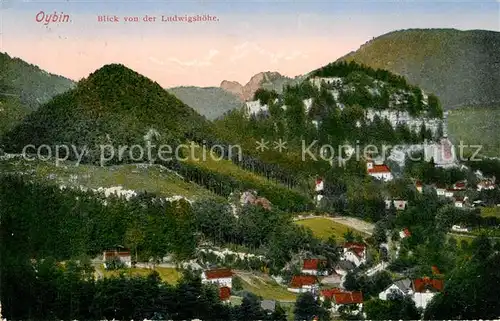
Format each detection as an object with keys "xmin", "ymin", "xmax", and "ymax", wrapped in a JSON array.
[{"xmin": 8, "ymin": 0, "xmax": 500, "ymax": 15}]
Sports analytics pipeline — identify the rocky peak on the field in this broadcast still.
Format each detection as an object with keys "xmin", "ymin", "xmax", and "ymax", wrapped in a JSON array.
[{"xmin": 220, "ymin": 71, "xmax": 284, "ymax": 101}]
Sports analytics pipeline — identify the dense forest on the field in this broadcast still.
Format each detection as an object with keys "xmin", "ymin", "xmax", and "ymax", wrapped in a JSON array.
[{"xmin": 0, "ymin": 175, "xmax": 336, "ymax": 273}]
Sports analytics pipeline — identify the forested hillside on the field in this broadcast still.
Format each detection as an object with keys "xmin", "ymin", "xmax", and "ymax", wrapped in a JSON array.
[
  {"xmin": 1, "ymin": 64, "xmax": 213, "ymax": 163},
  {"xmin": 0, "ymin": 52, "xmax": 75, "ymax": 110},
  {"xmin": 339, "ymin": 29, "xmax": 500, "ymax": 109}
]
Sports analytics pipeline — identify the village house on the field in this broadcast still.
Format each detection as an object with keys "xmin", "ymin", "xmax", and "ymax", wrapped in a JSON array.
[
  {"xmin": 415, "ymin": 180, "xmax": 423, "ymax": 193},
  {"xmin": 201, "ymin": 268, "xmax": 233, "ymax": 288},
  {"xmin": 477, "ymin": 179, "xmax": 496, "ymax": 191},
  {"xmin": 452, "ymin": 181, "xmax": 467, "ymax": 191},
  {"xmin": 412, "ymin": 278, "xmax": 444, "ymax": 309},
  {"xmin": 435, "ymin": 185, "xmax": 446, "ymax": 196},
  {"xmin": 334, "ymin": 260, "xmax": 356, "ymax": 276},
  {"xmin": 451, "ymin": 225, "xmax": 471, "ymax": 233},
  {"xmin": 454, "ymin": 196, "xmax": 468, "ymax": 208},
  {"xmin": 302, "ymin": 258, "xmax": 328, "ymax": 276},
  {"xmin": 341, "ymin": 243, "xmax": 367, "ymax": 267},
  {"xmin": 287, "ymin": 275, "xmax": 319, "ymax": 294},
  {"xmin": 320, "ymin": 288, "xmax": 363, "ymax": 315},
  {"xmin": 399, "ymin": 228, "xmax": 411, "ymax": 239},
  {"xmin": 320, "ymin": 271, "xmax": 343, "ymax": 285},
  {"xmin": 366, "ymin": 160, "xmax": 393, "ymax": 181},
  {"xmin": 378, "ymin": 278, "xmax": 413, "ymax": 300},
  {"xmin": 379, "ymin": 277, "xmax": 443, "ymax": 310},
  {"xmin": 239, "ymin": 190, "xmax": 272, "ymax": 210},
  {"xmin": 103, "ymin": 249, "xmax": 132, "ymax": 268},
  {"xmin": 385, "ymin": 199, "xmax": 408, "ymax": 210},
  {"xmin": 444, "ymin": 189, "xmax": 456, "ymax": 198},
  {"xmin": 315, "ymin": 178, "xmax": 324, "ymax": 204},
  {"xmin": 219, "ymin": 286, "xmax": 231, "ymax": 302}
]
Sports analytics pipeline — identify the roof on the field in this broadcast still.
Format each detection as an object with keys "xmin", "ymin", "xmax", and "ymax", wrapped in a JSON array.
[
  {"xmin": 254, "ymin": 197, "xmax": 272, "ymax": 210},
  {"xmin": 260, "ymin": 300, "xmax": 276, "ymax": 312},
  {"xmin": 303, "ymin": 259, "xmax": 326, "ymax": 270},
  {"xmin": 329, "ymin": 291, "xmax": 363, "ymax": 304},
  {"xmin": 336, "ymin": 260, "xmax": 356, "ymax": 271},
  {"xmin": 219, "ymin": 286, "xmax": 231, "ymax": 301},
  {"xmin": 344, "ymin": 242, "xmax": 366, "ymax": 257},
  {"xmin": 402, "ymin": 228, "xmax": 411, "ymax": 237},
  {"xmin": 453, "ymin": 181, "xmax": 467, "ymax": 189},
  {"xmin": 204, "ymin": 268, "xmax": 233, "ymax": 279},
  {"xmin": 368, "ymin": 164, "xmax": 391, "ymax": 174},
  {"xmin": 416, "ymin": 180, "xmax": 423, "ymax": 187},
  {"xmin": 103, "ymin": 250, "xmax": 131, "ymax": 257},
  {"xmin": 413, "ymin": 278, "xmax": 444, "ymax": 293},
  {"xmin": 290, "ymin": 275, "xmax": 318, "ymax": 288},
  {"xmin": 431, "ymin": 266, "xmax": 441, "ymax": 275},
  {"xmin": 393, "ymin": 278, "xmax": 412, "ymax": 293},
  {"xmin": 320, "ymin": 288, "xmax": 343, "ymax": 299}
]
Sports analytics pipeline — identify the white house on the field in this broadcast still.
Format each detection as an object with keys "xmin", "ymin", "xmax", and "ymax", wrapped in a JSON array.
[
  {"xmin": 454, "ymin": 197, "xmax": 468, "ymax": 208},
  {"xmin": 415, "ymin": 181, "xmax": 423, "ymax": 193},
  {"xmin": 287, "ymin": 275, "xmax": 319, "ymax": 294},
  {"xmin": 201, "ymin": 268, "xmax": 233, "ymax": 288},
  {"xmin": 320, "ymin": 288, "xmax": 363, "ymax": 315},
  {"xmin": 103, "ymin": 249, "xmax": 132, "ymax": 268},
  {"xmin": 444, "ymin": 189, "xmax": 455, "ymax": 198},
  {"xmin": 341, "ymin": 243, "xmax": 367, "ymax": 267},
  {"xmin": 412, "ymin": 278, "xmax": 444, "ymax": 309},
  {"xmin": 435, "ymin": 186, "xmax": 446, "ymax": 196},
  {"xmin": 366, "ymin": 160, "xmax": 393, "ymax": 181},
  {"xmin": 451, "ymin": 225, "xmax": 471, "ymax": 233},
  {"xmin": 399, "ymin": 228, "xmax": 411, "ymax": 239},
  {"xmin": 477, "ymin": 179, "xmax": 496, "ymax": 191},
  {"xmin": 385, "ymin": 199, "xmax": 408, "ymax": 210},
  {"xmin": 378, "ymin": 278, "xmax": 413, "ymax": 300},
  {"xmin": 424, "ymin": 137, "xmax": 457, "ymax": 168}
]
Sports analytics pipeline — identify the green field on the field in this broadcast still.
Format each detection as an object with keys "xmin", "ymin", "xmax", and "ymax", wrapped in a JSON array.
[
  {"xmin": 481, "ymin": 207, "xmax": 500, "ymax": 218},
  {"xmin": 238, "ymin": 274, "xmax": 297, "ymax": 301},
  {"xmin": 295, "ymin": 217, "xmax": 368, "ymax": 240},
  {"xmin": 447, "ymin": 106, "xmax": 500, "ymax": 157},
  {"xmin": 96, "ymin": 265, "xmax": 182, "ymax": 284},
  {"xmin": 0, "ymin": 158, "xmax": 219, "ymax": 200}
]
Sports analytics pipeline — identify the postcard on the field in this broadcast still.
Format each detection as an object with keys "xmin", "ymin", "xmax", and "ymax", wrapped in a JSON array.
[{"xmin": 1, "ymin": 1, "xmax": 499, "ymax": 320}]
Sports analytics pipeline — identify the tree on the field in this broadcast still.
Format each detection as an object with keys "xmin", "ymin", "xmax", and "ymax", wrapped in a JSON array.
[
  {"xmin": 343, "ymin": 271, "xmax": 359, "ymax": 291},
  {"xmin": 294, "ymin": 292, "xmax": 330, "ymax": 321}
]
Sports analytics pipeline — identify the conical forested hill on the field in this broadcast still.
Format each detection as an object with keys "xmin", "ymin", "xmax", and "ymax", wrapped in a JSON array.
[{"xmin": 1, "ymin": 64, "xmax": 213, "ymax": 163}]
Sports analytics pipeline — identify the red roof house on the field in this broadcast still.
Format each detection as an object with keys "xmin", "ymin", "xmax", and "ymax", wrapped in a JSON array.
[
  {"xmin": 290, "ymin": 275, "xmax": 318, "ymax": 288},
  {"xmin": 204, "ymin": 268, "xmax": 233, "ymax": 279},
  {"xmin": 431, "ymin": 266, "xmax": 441, "ymax": 275},
  {"xmin": 413, "ymin": 278, "xmax": 444, "ymax": 293},
  {"xmin": 453, "ymin": 181, "xmax": 467, "ymax": 190},
  {"xmin": 219, "ymin": 286, "xmax": 231, "ymax": 301}
]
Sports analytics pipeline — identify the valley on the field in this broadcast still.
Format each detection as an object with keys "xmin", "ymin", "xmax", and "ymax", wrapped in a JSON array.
[{"xmin": 1, "ymin": 26, "xmax": 500, "ymax": 321}]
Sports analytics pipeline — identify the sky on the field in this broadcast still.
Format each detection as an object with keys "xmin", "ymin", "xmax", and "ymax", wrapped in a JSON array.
[{"xmin": 1, "ymin": 0, "xmax": 499, "ymax": 87}]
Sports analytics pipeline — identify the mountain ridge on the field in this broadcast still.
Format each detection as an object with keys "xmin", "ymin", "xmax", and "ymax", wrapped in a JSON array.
[{"xmin": 337, "ymin": 28, "xmax": 500, "ymax": 109}]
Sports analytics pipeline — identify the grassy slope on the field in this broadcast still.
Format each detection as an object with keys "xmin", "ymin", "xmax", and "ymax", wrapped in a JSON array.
[
  {"xmin": 0, "ymin": 159, "xmax": 220, "ymax": 200},
  {"xmin": 295, "ymin": 217, "xmax": 369, "ymax": 240},
  {"xmin": 447, "ymin": 106, "xmax": 500, "ymax": 157},
  {"xmin": 339, "ymin": 29, "xmax": 500, "ymax": 109},
  {"xmin": 238, "ymin": 274, "xmax": 297, "ymax": 301},
  {"xmin": 481, "ymin": 207, "xmax": 500, "ymax": 218}
]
